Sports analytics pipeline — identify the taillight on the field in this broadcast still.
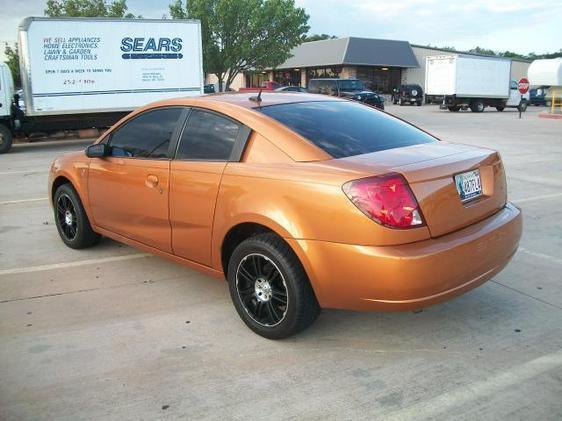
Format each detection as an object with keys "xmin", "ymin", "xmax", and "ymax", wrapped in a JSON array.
[{"xmin": 342, "ymin": 173, "xmax": 424, "ymax": 229}]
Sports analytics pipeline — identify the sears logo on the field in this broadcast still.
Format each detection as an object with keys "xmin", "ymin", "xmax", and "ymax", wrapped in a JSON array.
[{"xmin": 120, "ymin": 37, "xmax": 184, "ymax": 59}]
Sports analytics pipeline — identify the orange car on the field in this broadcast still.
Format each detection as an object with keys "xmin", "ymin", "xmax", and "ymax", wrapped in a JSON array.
[{"xmin": 49, "ymin": 93, "xmax": 522, "ymax": 338}]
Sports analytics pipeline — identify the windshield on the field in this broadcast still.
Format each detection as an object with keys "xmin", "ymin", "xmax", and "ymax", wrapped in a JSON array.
[
  {"xmin": 338, "ymin": 80, "xmax": 364, "ymax": 91},
  {"xmin": 259, "ymin": 101, "xmax": 437, "ymax": 159}
]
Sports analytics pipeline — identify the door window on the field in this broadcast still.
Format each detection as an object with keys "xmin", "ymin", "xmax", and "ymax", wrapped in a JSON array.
[
  {"xmin": 109, "ymin": 107, "xmax": 183, "ymax": 158},
  {"xmin": 176, "ymin": 109, "xmax": 240, "ymax": 160}
]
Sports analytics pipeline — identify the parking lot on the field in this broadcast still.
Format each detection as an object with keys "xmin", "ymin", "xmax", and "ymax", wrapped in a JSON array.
[{"xmin": 1, "ymin": 104, "xmax": 561, "ymax": 420}]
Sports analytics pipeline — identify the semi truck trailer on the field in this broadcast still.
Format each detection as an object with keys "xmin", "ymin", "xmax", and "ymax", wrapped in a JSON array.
[
  {"xmin": 0, "ymin": 17, "xmax": 203, "ymax": 153},
  {"xmin": 424, "ymin": 54, "xmax": 530, "ymax": 113}
]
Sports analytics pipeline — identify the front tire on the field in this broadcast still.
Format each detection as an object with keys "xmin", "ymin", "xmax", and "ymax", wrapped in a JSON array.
[
  {"xmin": 54, "ymin": 183, "xmax": 100, "ymax": 249},
  {"xmin": 0, "ymin": 124, "xmax": 13, "ymax": 154},
  {"xmin": 227, "ymin": 233, "xmax": 320, "ymax": 339}
]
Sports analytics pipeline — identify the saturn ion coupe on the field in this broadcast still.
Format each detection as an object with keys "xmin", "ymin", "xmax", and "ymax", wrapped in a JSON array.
[{"xmin": 49, "ymin": 93, "xmax": 522, "ymax": 339}]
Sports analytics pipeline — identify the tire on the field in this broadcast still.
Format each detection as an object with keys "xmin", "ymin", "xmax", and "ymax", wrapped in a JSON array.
[
  {"xmin": 0, "ymin": 124, "xmax": 13, "ymax": 154},
  {"xmin": 496, "ymin": 106, "xmax": 505, "ymax": 112},
  {"xmin": 399, "ymin": 99, "xmax": 404, "ymax": 106},
  {"xmin": 448, "ymin": 106, "xmax": 461, "ymax": 112},
  {"xmin": 518, "ymin": 101, "xmax": 528, "ymax": 112},
  {"xmin": 54, "ymin": 183, "xmax": 100, "ymax": 249},
  {"xmin": 227, "ymin": 233, "xmax": 320, "ymax": 339},
  {"xmin": 470, "ymin": 100, "xmax": 485, "ymax": 113}
]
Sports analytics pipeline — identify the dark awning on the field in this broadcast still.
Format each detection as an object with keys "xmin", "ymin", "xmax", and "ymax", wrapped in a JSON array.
[{"xmin": 276, "ymin": 37, "xmax": 419, "ymax": 69}]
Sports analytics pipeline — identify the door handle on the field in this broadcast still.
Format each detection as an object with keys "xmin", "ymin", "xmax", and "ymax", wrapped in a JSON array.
[{"xmin": 145, "ymin": 174, "xmax": 159, "ymax": 188}]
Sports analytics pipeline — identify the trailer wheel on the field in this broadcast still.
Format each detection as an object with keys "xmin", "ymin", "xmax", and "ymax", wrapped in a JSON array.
[
  {"xmin": 447, "ymin": 106, "xmax": 461, "ymax": 112},
  {"xmin": 0, "ymin": 124, "xmax": 13, "ymax": 154},
  {"xmin": 470, "ymin": 100, "xmax": 485, "ymax": 113},
  {"xmin": 496, "ymin": 106, "xmax": 505, "ymax": 112}
]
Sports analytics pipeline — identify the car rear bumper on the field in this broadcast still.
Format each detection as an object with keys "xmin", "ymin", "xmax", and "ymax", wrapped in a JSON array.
[{"xmin": 288, "ymin": 202, "xmax": 522, "ymax": 311}]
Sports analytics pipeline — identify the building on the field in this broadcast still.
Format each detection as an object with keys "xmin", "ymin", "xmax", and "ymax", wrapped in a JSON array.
[{"xmin": 206, "ymin": 37, "xmax": 531, "ymax": 93}]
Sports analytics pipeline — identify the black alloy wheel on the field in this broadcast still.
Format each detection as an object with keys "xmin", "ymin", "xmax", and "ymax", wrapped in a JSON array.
[
  {"xmin": 56, "ymin": 193, "xmax": 78, "ymax": 242},
  {"xmin": 227, "ymin": 233, "xmax": 320, "ymax": 339},
  {"xmin": 53, "ymin": 183, "xmax": 100, "ymax": 249},
  {"xmin": 235, "ymin": 253, "xmax": 289, "ymax": 327}
]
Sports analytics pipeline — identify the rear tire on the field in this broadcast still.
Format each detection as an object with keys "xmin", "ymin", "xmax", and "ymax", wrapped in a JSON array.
[
  {"xmin": 227, "ymin": 233, "xmax": 320, "ymax": 339},
  {"xmin": 54, "ymin": 183, "xmax": 100, "ymax": 249},
  {"xmin": 496, "ymin": 106, "xmax": 505, "ymax": 112},
  {"xmin": 470, "ymin": 100, "xmax": 485, "ymax": 112},
  {"xmin": 0, "ymin": 124, "xmax": 13, "ymax": 154}
]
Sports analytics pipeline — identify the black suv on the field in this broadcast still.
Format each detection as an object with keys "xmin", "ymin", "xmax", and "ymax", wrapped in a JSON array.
[
  {"xmin": 308, "ymin": 78, "xmax": 384, "ymax": 110},
  {"xmin": 392, "ymin": 84, "xmax": 423, "ymax": 106}
]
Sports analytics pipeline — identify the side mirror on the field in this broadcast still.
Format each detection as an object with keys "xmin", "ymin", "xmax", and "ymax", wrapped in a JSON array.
[{"xmin": 85, "ymin": 143, "xmax": 109, "ymax": 158}]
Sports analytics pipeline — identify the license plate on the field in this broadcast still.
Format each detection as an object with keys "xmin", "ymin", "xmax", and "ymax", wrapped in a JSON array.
[{"xmin": 454, "ymin": 169, "xmax": 483, "ymax": 202}]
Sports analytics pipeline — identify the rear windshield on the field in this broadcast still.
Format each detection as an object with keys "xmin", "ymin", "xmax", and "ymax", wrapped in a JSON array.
[{"xmin": 259, "ymin": 101, "xmax": 437, "ymax": 159}]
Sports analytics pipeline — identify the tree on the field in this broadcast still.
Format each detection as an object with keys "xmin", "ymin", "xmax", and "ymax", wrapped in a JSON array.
[
  {"xmin": 303, "ymin": 33, "xmax": 337, "ymax": 42},
  {"xmin": 44, "ymin": 0, "xmax": 137, "ymax": 18},
  {"xmin": 3, "ymin": 44, "xmax": 21, "ymax": 87},
  {"xmin": 170, "ymin": 0, "xmax": 309, "ymax": 91}
]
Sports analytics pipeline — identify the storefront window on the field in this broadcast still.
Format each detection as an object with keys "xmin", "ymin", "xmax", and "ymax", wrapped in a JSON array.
[
  {"xmin": 246, "ymin": 72, "xmax": 268, "ymax": 88},
  {"xmin": 273, "ymin": 70, "xmax": 301, "ymax": 86},
  {"xmin": 306, "ymin": 66, "xmax": 342, "ymax": 81},
  {"xmin": 356, "ymin": 67, "xmax": 401, "ymax": 94}
]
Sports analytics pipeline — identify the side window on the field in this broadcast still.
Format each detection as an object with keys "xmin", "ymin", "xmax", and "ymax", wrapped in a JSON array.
[
  {"xmin": 109, "ymin": 108, "xmax": 183, "ymax": 158},
  {"xmin": 510, "ymin": 81, "xmax": 517, "ymax": 90},
  {"xmin": 176, "ymin": 109, "xmax": 240, "ymax": 161}
]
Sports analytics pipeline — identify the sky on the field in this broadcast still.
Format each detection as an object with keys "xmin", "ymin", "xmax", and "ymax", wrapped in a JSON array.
[{"xmin": 1, "ymin": 0, "xmax": 561, "ymax": 62}]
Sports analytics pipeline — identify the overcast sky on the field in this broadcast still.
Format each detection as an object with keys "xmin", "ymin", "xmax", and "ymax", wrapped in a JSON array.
[{"xmin": 1, "ymin": 0, "xmax": 561, "ymax": 62}]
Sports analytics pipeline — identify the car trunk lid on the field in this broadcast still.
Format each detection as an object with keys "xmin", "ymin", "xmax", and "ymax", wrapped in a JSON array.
[{"xmin": 335, "ymin": 142, "xmax": 507, "ymax": 237}]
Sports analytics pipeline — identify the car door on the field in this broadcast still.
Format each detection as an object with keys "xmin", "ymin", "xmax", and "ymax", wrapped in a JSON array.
[
  {"xmin": 88, "ymin": 107, "xmax": 185, "ymax": 253},
  {"xmin": 169, "ymin": 108, "xmax": 249, "ymax": 265}
]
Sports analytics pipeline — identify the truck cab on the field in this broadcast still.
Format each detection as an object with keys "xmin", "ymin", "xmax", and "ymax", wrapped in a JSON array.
[{"xmin": 0, "ymin": 63, "xmax": 15, "ymax": 153}]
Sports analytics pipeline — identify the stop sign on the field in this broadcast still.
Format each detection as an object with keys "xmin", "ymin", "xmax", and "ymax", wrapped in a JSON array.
[{"xmin": 518, "ymin": 78, "xmax": 530, "ymax": 94}]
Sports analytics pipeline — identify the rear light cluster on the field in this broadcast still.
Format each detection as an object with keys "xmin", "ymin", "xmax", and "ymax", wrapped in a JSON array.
[{"xmin": 342, "ymin": 173, "xmax": 424, "ymax": 229}]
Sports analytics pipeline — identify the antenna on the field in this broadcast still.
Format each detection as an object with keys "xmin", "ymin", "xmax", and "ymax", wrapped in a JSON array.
[{"xmin": 249, "ymin": 89, "xmax": 263, "ymax": 107}]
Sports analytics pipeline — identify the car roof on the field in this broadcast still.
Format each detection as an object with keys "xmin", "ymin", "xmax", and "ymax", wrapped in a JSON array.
[{"xmin": 145, "ymin": 92, "xmax": 344, "ymax": 110}]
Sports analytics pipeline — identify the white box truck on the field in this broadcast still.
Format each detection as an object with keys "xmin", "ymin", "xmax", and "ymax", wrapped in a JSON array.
[
  {"xmin": 425, "ymin": 54, "xmax": 529, "ymax": 113},
  {"xmin": 0, "ymin": 17, "xmax": 203, "ymax": 153}
]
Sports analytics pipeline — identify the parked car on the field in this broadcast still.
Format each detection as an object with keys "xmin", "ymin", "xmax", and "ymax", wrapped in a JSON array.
[
  {"xmin": 49, "ymin": 92, "xmax": 521, "ymax": 339},
  {"xmin": 275, "ymin": 86, "xmax": 308, "ymax": 93},
  {"xmin": 203, "ymin": 84, "xmax": 216, "ymax": 94},
  {"xmin": 392, "ymin": 84, "xmax": 423, "ymax": 106},
  {"xmin": 307, "ymin": 78, "xmax": 384, "ymax": 109},
  {"xmin": 529, "ymin": 87, "xmax": 547, "ymax": 106}
]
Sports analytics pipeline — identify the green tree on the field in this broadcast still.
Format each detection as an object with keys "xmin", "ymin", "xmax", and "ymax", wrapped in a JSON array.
[
  {"xmin": 170, "ymin": 0, "xmax": 309, "ymax": 91},
  {"xmin": 303, "ymin": 33, "xmax": 336, "ymax": 42},
  {"xmin": 3, "ymin": 43, "xmax": 21, "ymax": 87},
  {"xmin": 44, "ymin": 0, "xmax": 137, "ymax": 18}
]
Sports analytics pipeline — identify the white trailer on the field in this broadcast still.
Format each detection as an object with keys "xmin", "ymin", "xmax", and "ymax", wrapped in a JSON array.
[
  {"xmin": 425, "ymin": 54, "xmax": 529, "ymax": 113},
  {"xmin": 0, "ymin": 17, "xmax": 203, "ymax": 153}
]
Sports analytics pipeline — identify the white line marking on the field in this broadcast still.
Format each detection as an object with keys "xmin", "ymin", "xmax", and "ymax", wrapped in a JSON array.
[
  {"xmin": 0, "ymin": 197, "xmax": 49, "ymax": 205},
  {"xmin": 0, "ymin": 253, "xmax": 150, "ymax": 276},
  {"xmin": 518, "ymin": 247, "xmax": 562, "ymax": 265},
  {"xmin": 512, "ymin": 192, "xmax": 562, "ymax": 204},
  {"xmin": 0, "ymin": 170, "xmax": 46, "ymax": 176},
  {"xmin": 384, "ymin": 350, "xmax": 562, "ymax": 421}
]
